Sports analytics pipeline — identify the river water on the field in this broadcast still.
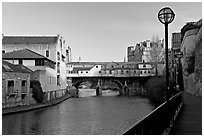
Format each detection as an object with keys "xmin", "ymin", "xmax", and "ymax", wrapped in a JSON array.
[{"xmin": 2, "ymin": 89, "xmax": 154, "ymax": 135}]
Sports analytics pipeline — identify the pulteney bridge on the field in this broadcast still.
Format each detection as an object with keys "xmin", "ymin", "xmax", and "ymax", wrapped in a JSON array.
[
  {"xmin": 66, "ymin": 61, "xmax": 161, "ymax": 96},
  {"xmin": 71, "ymin": 76, "xmax": 154, "ymax": 96}
]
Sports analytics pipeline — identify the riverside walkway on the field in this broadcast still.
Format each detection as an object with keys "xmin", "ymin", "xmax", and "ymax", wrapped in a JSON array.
[{"xmin": 170, "ymin": 92, "xmax": 202, "ymax": 135}]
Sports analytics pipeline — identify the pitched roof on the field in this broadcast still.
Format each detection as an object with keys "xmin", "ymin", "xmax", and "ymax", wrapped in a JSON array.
[
  {"xmin": 2, "ymin": 36, "xmax": 58, "ymax": 44},
  {"xmin": 68, "ymin": 62, "xmax": 108, "ymax": 65},
  {"xmin": 67, "ymin": 61, "xmax": 140, "ymax": 66},
  {"xmin": 2, "ymin": 60, "xmax": 32, "ymax": 73},
  {"xmin": 2, "ymin": 49, "xmax": 55, "ymax": 63},
  {"xmin": 72, "ymin": 67, "xmax": 93, "ymax": 73}
]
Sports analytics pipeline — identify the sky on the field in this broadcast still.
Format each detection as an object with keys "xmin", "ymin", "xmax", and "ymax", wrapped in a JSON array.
[{"xmin": 2, "ymin": 2, "xmax": 202, "ymax": 62}]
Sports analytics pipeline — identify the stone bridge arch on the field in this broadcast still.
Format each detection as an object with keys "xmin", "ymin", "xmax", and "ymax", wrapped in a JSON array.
[
  {"xmin": 70, "ymin": 76, "xmax": 153, "ymax": 96},
  {"xmin": 72, "ymin": 78, "xmax": 102, "ymax": 96},
  {"xmin": 72, "ymin": 78, "xmax": 98, "ymax": 89},
  {"xmin": 72, "ymin": 78, "xmax": 127, "ymax": 96},
  {"xmin": 109, "ymin": 79, "xmax": 123, "ymax": 89}
]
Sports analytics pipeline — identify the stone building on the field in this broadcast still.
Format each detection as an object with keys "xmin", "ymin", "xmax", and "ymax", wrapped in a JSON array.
[
  {"xmin": 180, "ymin": 19, "xmax": 202, "ymax": 96},
  {"xmin": 67, "ymin": 61, "xmax": 155, "ymax": 78},
  {"xmin": 127, "ymin": 39, "xmax": 165, "ymax": 76},
  {"xmin": 2, "ymin": 35, "xmax": 71, "ymax": 101},
  {"xmin": 2, "ymin": 60, "xmax": 32, "ymax": 108},
  {"xmin": 171, "ymin": 32, "xmax": 182, "ymax": 54},
  {"xmin": 127, "ymin": 39, "xmax": 164, "ymax": 63},
  {"xmin": 127, "ymin": 44, "xmax": 143, "ymax": 62}
]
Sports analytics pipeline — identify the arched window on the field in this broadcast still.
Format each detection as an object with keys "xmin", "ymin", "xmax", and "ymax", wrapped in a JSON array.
[{"xmin": 148, "ymin": 71, "xmax": 150, "ymax": 73}]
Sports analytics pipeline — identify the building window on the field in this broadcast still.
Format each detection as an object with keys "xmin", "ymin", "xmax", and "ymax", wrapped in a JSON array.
[
  {"xmin": 46, "ymin": 50, "xmax": 49, "ymax": 57},
  {"xmin": 110, "ymin": 70, "xmax": 112, "ymax": 74},
  {"xmin": 126, "ymin": 70, "xmax": 129, "ymax": 73},
  {"xmin": 19, "ymin": 59, "xmax": 23, "ymax": 65},
  {"xmin": 57, "ymin": 52, "xmax": 60, "ymax": 61},
  {"xmin": 7, "ymin": 80, "xmax": 14, "ymax": 94},
  {"xmin": 121, "ymin": 70, "xmax": 124, "ymax": 74},
  {"xmin": 134, "ymin": 70, "xmax": 136, "ymax": 74},
  {"xmin": 140, "ymin": 71, "xmax": 142, "ymax": 74},
  {"xmin": 96, "ymin": 66, "xmax": 98, "ymax": 68},
  {"xmin": 143, "ymin": 65, "xmax": 146, "ymax": 68},
  {"xmin": 57, "ymin": 75, "xmax": 60, "ymax": 86},
  {"xmin": 50, "ymin": 76, "xmax": 52, "ymax": 84},
  {"xmin": 35, "ymin": 59, "xmax": 44, "ymax": 66},
  {"xmin": 62, "ymin": 55, "xmax": 65, "ymax": 62},
  {"xmin": 81, "ymin": 71, "xmax": 83, "ymax": 73},
  {"xmin": 99, "ymin": 71, "xmax": 101, "ymax": 73},
  {"xmin": 86, "ymin": 71, "xmax": 88, "ymax": 73},
  {"xmin": 57, "ymin": 62, "xmax": 60, "ymax": 73},
  {"xmin": 21, "ymin": 80, "xmax": 27, "ymax": 93},
  {"xmin": 2, "ymin": 50, "xmax": 5, "ymax": 53}
]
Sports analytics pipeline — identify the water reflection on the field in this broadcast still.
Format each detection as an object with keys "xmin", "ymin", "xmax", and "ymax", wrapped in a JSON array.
[
  {"xmin": 3, "ymin": 90, "xmax": 153, "ymax": 135},
  {"xmin": 78, "ymin": 89, "xmax": 119, "ymax": 97}
]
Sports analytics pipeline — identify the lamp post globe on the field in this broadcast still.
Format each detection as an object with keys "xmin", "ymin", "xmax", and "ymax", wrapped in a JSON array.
[
  {"xmin": 158, "ymin": 7, "xmax": 175, "ymax": 24},
  {"xmin": 158, "ymin": 7, "xmax": 175, "ymax": 101}
]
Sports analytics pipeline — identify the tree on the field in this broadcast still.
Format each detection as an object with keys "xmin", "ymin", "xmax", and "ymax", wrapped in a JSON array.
[
  {"xmin": 148, "ymin": 41, "xmax": 164, "ymax": 75},
  {"xmin": 145, "ymin": 76, "xmax": 166, "ymax": 106}
]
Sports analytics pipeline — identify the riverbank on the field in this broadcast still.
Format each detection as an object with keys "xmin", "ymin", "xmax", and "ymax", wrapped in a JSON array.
[{"xmin": 2, "ymin": 93, "xmax": 71, "ymax": 115}]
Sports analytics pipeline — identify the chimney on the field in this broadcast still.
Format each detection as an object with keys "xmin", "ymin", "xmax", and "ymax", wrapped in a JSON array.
[{"xmin": 79, "ymin": 56, "xmax": 81, "ymax": 63}]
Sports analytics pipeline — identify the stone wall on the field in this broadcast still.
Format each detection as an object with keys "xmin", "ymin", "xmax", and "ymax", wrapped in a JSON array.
[
  {"xmin": 181, "ymin": 20, "xmax": 202, "ymax": 96},
  {"xmin": 2, "ymin": 72, "xmax": 31, "ymax": 108}
]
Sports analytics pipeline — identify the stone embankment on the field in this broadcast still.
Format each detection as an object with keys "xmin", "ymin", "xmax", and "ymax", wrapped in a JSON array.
[{"xmin": 2, "ymin": 88, "xmax": 78, "ymax": 115}]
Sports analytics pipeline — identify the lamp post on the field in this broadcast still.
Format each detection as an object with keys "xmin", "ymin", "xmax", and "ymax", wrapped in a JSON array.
[
  {"xmin": 158, "ymin": 7, "xmax": 175, "ymax": 101},
  {"xmin": 173, "ymin": 60, "xmax": 178, "ymax": 88},
  {"xmin": 176, "ymin": 50, "xmax": 184, "ymax": 91}
]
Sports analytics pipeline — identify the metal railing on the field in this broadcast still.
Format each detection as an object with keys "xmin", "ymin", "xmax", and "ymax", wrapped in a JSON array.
[{"xmin": 123, "ymin": 91, "xmax": 183, "ymax": 135}]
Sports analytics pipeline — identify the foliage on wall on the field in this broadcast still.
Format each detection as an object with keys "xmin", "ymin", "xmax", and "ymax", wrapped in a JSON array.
[{"xmin": 30, "ymin": 80, "xmax": 44, "ymax": 103}]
